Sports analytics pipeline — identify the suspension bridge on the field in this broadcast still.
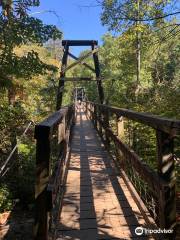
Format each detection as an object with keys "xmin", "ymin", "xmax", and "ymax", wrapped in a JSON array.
[
  {"xmin": 33, "ymin": 40, "xmax": 180, "ymax": 240},
  {"xmin": 1, "ymin": 40, "xmax": 179, "ymax": 240}
]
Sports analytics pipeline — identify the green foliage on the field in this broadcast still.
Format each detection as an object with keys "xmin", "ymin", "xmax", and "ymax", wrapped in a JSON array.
[
  {"xmin": 0, "ymin": 1, "xmax": 62, "ymax": 88},
  {"xmin": 0, "ymin": 0, "xmax": 63, "ymax": 213},
  {"xmin": 0, "ymin": 185, "xmax": 13, "ymax": 212},
  {"xmin": 101, "ymin": 0, "xmax": 169, "ymax": 31},
  {"xmin": 16, "ymin": 143, "xmax": 35, "ymax": 207}
]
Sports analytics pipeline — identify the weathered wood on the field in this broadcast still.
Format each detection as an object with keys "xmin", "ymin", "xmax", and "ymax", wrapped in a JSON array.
[
  {"xmin": 34, "ymin": 105, "xmax": 74, "ymax": 240},
  {"xmin": 56, "ymin": 45, "xmax": 69, "ymax": 110},
  {"xmin": 34, "ymin": 126, "xmax": 51, "ymax": 240},
  {"xmin": 61, "ymin": 77, "xmax": 94, "ymax": 81},
  {"xmin": 93, "ymin": 111, "xmax": 165, "ymax": 195},
  {"xmin": 35, "ymin": 109, "xmax": 68, "ymax": 133},
  {"xmin": 104, "ymin": 108, "xmax": 110, "ymax": 148},
  {"xmin": 62, "ymin": 40, "xmax": 98, "ymax": 46},
  {"xmin": 116, "ymin": 116, "xmax": 125, "ymax": 167},
  {"xmin": 86, "ymin": 101, "xmax": 180, "ymax": 134},
  {"xmin": 64, "ymin": 48, "xmax": 99, "ymax": 73},
  {"xmin": 84, "ymin": 100, "xmax": 179, "ymax": 233},
  {"xmin": 156, "ymin": 130, "xmax": 176, "ymax": 232},
  {"xmin": 93, "ymin": 105, "xmax": 97, "ymax": 129},
  {"xmin": 68, "ymin": 52, "xmax": 96, "ymax": 73},
  {"xmin": 57, "ymin": 108, "xmax": 156, "ymax": 239},
  {"xmin": 92, "ymin": 44, "xmax": 104, "ymax": 104},
  {"xmin": 117, "ymin": 116, "xmax": 124, "ymax": 140}
]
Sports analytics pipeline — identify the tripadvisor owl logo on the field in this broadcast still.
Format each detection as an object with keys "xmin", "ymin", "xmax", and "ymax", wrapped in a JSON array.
[{"xmin": 135, "ymin": 227, "xmax": 144, "ymax": 235}]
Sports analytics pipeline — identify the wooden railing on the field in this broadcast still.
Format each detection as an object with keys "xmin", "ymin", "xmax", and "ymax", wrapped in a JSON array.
[
  {"xmin": 34, "ymin": 105, "xmax": 75, "ymax": 240},
  {"xmin": 84, "ymin": 101, "xmax": 180, "ymax": 234}
]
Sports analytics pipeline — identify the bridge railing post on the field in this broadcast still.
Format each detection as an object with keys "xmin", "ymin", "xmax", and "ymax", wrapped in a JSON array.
[
  {"xmin": 85, "ymin": 101, "xmax": 179, "ymax": 233},
  {"xmin": 97, "ymin": 105, "xmax": 103, "ymax": 138},
  {"xmin": 34, "ymin": 125, "xmax": 51, "ymax": 240},
  {"xmin": 156, "ymin": 129, "xmax": 176, "ymax": 232},
  {"xmin": 34, "ymin": 106, "xmax": 74, "ymax": 240},
  {"xmin": 90, "ymin": 103, "xmax": 93, "ymax": 121},
  {"xmin": 115, "ymin": 115, "xmax": 125, "ymax": 167},
  {"xmin": 103, "ymin": 107, "xmax": 110, "ymax": 149},
  {"xmin": 94, "ymin": 104, "xmax": 97, "ymax": 129},
  {"xmin": 85, "ymin": 102, "xmax": 88, "ymax": 115}
]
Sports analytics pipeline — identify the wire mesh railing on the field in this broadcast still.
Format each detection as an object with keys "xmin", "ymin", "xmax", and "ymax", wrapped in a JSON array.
[{"xmin": 84, "ymin": 101, "xmax": 180, "ymax": 236}]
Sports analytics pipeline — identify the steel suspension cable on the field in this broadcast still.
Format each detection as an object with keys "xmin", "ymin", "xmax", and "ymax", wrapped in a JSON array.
[{"xmin": 0, "ymin": 121, "xmax": 34, "ymax": 177}]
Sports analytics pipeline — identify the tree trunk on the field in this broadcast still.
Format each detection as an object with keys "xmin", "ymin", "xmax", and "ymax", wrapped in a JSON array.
[{"xmin": 135, "ymin": 0, "xmax": 141, "ymax": 97}]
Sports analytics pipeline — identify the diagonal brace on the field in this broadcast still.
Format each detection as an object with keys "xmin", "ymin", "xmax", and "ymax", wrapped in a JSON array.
[
  {"xmin": 63, "ymin": 48, "xmax": 99, "ymax": 73},
  {"xmin": 68, "ymin": 52, "xmax": 96, "ymax": 73}
]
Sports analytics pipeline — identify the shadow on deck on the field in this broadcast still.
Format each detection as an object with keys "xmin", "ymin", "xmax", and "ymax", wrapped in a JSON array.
[{"xmin": 55, "ymin": 108, "xmax": 153, "ymax": 240}]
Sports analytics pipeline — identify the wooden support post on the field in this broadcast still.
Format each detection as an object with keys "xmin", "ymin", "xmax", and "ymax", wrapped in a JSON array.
[
  {"xmin": 34, "ymin": 126, "xmax": 51, "ymax": 240},
  {"xmin": 156, "ymin": 130, "xmax": 176, "ymax": 232},
  {"xmin": 117, "ymin": 116, "xmax": 124, "ymax": 140},
  {"xmin": 97, "ymin": 105, "xmax": 103, "ymax": 138},
  {"xmin": 92, "ymin": 44, "xmax": 104, "ymax": 104},
  {"xmin": 90, "ymin": 103, "xmax": 93, "ymax": 121},
  {"xmin": 86, "ymin": 102, "xmax": 89, "ymax": 118},
  {"xmin": 94, "ymin": 105, "xmax": 97, "ymax": 129},
  {"xmin": 104, "ymin": 108, "xmax": 110, "ymax": 149},
  {"xmin": 56, "ymin": 45, "xmax": 69, "ymax": 110},
  {"xmin": 115, "ymin": 116, "xmax": 125, "ymax": 167}
]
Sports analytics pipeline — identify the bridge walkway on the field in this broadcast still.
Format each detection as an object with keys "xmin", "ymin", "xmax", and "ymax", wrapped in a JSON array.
[{"xmin": 55, "ymin": 107, "xmax": 153, "ymax": 240}]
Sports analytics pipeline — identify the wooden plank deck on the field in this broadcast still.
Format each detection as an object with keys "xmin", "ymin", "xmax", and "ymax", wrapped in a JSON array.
[{"xmin": 55, "ymin": 108, "xmax": 154, "ymax": 240}]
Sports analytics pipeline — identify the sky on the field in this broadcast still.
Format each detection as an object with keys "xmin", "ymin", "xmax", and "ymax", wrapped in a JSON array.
[{"xmin": 30, "ymin": 0, "xmax": 108, "ymax": 55}]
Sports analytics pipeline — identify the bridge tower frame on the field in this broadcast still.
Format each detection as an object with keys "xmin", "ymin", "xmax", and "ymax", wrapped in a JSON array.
[{"xmin": 56, "ymin": 40, "xmax": 104, "ymax": 110}]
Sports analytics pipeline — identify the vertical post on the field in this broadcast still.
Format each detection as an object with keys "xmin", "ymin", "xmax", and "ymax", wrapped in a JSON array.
[
  {"xmin": 115, "ymin": 116, "xmax": 125, "ymax": 167},
  {"xmin": 34, "ymin": 126, "xmax": 51, "ymax": 240},
  {"xmin": 156, "ymin": 130, "xmax": 176, "ymax": 232},
  {"xmin": 85, "ymin": 102, "xmax": 87, "ymax": 115},
  {"xmin": 97, "ymin": 105, "xmax": 103, "ymax": 138},
  {"xmin": 92, "ymin": 42, "xmax": 104, "ymax": 104},
  {"xmin": 117, "ymin": 116, "xmax": 124, "ymax": 140},
  {"xmin": 136, "ymin": 0, "xmax": 141, "ymax": 93},
  {"xmin": 104, "ymin": 108, "xmax": 110, "ymax": 149},
  {"xmin": 87, "ymin": 102, "xmax": 89, "ymax": 118},
  {"xmin": 56, "ymin": 44, "xmax": 69, "ymax": 110},
  {"xmin": 94, "ymin": 104, "xmax": 97, "ymax": 129},
  {"xmin": 92, "ymin": 42, "xmax": 105, "ymax": 141},
  {"xmin": 90, "ymin": 103, "xmax": 93, "ymax": 120}
]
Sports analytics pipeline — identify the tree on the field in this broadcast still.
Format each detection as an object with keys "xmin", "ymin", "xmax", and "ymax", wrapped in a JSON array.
[
  {"xmin": 0, "ymin": 0, "xmax": 62, "ymax": 213},
  {"xmin": 100, "ymin": 0, "xmax": 178, "ymax": 94}
]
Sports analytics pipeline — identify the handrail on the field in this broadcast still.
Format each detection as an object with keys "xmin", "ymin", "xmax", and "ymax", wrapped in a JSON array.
[
  {"xmin": 85, "ymin": 101, "xmax": 180, "ymax": 134},
  {"xmin": 84, "ymin": 101, "xmax": 178, "ymax": 235},
  {"xmin": 34, "ymin": 105, "xmax": 75, "ymax": 240}
]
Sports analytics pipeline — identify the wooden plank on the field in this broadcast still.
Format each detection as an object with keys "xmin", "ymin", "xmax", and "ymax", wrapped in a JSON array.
[
  {"xmin": 61, "ymin": 77, "xmax": 111, "ymax": 82},
  {"xmin": 68, "ymin": 52, "xmax": 96, "ymax": 73},
  {"xmin": 35, "ymin": 108, "xmax": 68, "ymax": 133},
  {"xmin": 61, "ymin": 77, "xmax": 93, "ymax": 81},
  {"xmin": 88, "ymin": 108, "xmax": 166, "ymax": 194},
  {"xmin": 85, "ymin": 101, "xmax": 180, "ymax": 134},
  {"xmin": 62, "ymin": 40, "xmax": 98, "ymax": 46}
]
